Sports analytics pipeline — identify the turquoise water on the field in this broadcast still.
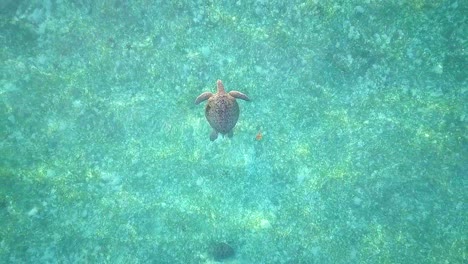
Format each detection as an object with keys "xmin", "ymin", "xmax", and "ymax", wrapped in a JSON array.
[{"xmin": 1, "ymin": 1, "xmax": 466, "ymax": 263}]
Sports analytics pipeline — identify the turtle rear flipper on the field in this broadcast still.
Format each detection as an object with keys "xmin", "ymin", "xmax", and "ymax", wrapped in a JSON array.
[
  {"xmin": 210, "ymin": 130, "xmax": 219, "ymax": 141},
  {"xmin": 229, "ymin": 91, "xmax": 250, "ymax": 101}
]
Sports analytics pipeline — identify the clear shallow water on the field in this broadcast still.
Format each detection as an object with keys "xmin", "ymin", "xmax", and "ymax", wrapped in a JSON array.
[{"xmin": 0, "ymin": 1, "xmax": 466, "ymax": 263}]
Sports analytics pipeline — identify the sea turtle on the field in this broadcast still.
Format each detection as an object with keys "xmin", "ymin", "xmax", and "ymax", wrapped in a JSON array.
[{"xmin": 195, "ymin": 80, "xmax": 250, "ymax": 141}]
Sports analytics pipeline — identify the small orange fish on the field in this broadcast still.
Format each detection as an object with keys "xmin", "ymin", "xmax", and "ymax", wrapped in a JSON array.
[{"xmin": 255, "ymin": 130, "xmax": 263, "ymax": 141}]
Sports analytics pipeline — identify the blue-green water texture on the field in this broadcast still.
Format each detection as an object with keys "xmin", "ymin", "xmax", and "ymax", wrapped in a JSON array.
[{"xmin": 1, "ymin": 1, "xmax": 466, "ymax": 263}]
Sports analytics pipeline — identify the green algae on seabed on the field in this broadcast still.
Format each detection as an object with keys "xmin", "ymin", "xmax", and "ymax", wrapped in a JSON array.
[{"xmin": 0, "ymin": 1, "xmax": 466, "ymax": 263}]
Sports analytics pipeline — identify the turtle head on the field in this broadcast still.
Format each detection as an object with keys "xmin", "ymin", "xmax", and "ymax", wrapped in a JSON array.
[{"xmin": 216, "ymin": 80, "xmax": 226, "ymax": 94}]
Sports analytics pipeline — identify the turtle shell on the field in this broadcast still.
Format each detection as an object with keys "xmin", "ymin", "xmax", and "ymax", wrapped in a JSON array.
[{"xmin": 205, "ymin": 93, "xmax": 239, "ymax": 134}]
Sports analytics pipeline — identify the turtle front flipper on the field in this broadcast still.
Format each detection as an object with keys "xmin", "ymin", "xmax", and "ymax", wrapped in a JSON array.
[
  {"xmin": 195, "ymin": 92, "xmax": 213, "ymax": 104},
  {"xmin": 210, "ymin": 129, "xmax": 219, "ymax": 141},
  {"xmin": 229, "ymin": 91, "xmax": 250, "ymax": 101}
]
